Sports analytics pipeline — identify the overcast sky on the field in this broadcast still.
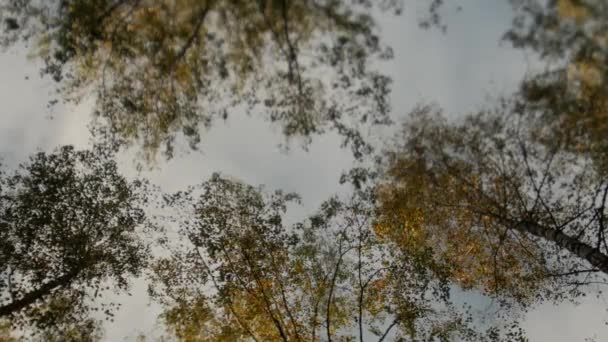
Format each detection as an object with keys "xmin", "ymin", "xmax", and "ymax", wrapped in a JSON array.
[{"xmin": 1, "ymin": 1, "xmax": 608, "ymax": 340}]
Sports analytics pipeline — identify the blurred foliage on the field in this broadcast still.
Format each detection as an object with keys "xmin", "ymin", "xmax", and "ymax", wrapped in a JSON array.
[
  {"xmin": 0, "ymin": 146, "xmax": 150, "ymax": 337},
  {"xmin": 0, "ymin": 0, "xmax": 401, "ymax": 162},
  {"xmin": 506, "ymin": 0, "xmax": 608, "ymax": 177}
]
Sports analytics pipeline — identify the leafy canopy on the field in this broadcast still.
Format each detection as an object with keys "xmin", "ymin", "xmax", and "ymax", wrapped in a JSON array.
[
  {"xmin": 150, "ymin": 174, "xmax": 525, "ymax": 341},
  {"xmin": 507, "ymin": 0, "xmax": 608, "ymax": 177},
  {"xmin": 375, "ymin": 0, "xmax": 608, "ymax": 308},
  {"xmin": 0, "ymin": 146, "xmax": 150, "ymax": 336},
  {"xmin": 1, "ymin": 0, "xmax": 399, "ymax": 161}
]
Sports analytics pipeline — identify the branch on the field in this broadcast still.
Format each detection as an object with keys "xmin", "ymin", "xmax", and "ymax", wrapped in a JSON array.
[
  {"xmin": 192, "ymin": 247, "xmax": 260, "ymax": 342},
  {"xmin": 378, "ymin": 319, "xmax": 399, "ymax": 342},
  {"xmin": 596, "ymin": 184, "xmax": 608, "ymax": 251},
  {"xmin": 241, "ymin": 251, "xmax": 289, "ymax": 342},
  {"xmin": 259, "ymin": 238, "xmax": 303, "ymax": 342},
  {"xmin": 357, "ymin": 218, "xmax": 364, "ymax": 342},
  {"xmin": 0, "ymin": 269, "xmax": 79, "ymax": 317},
  {"xmin": 546, "ymin": 268, "xmax": 599, "ymax": 278},
  {"xmin": 173, "ymin": 2, "xmax": 213, "ymax": 65},
  {"xmin": 326, "ymin": 236, "xmax": 353, "ymax": 342},
  {"xmin": 280, "ymin": 0, "xmax": 304, "ymax": 94}
]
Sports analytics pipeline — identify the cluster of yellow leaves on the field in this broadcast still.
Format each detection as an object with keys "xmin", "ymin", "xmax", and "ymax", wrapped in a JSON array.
[
  {"xmin": 376, "ymin": 151, "xmax": 547, "ymax": 303},
  {"xmin": 521, "ymin": 0, "xmax": 608, "ymax": 177},
  {"xmin": 557, "ymin": 0, "xmax": 589, "ymax": 23},
  {"xmin": 0, "ymin": 320, "xmax": 18, "ymax": 342},
  {"xmin": 562, "ymin": 55, "xmax": 608, "ymax": 172},
  {"xmin": 161, "ymin": 268, "xmax": 353, "ymax": 341}
]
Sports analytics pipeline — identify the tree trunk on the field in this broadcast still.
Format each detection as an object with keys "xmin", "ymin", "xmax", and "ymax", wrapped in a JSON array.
[{"xmin": 516, "ymin": 220, "xmax": 608, "ymax": 275}]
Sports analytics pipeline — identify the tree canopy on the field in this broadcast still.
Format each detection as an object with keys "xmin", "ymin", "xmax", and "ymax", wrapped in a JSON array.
[
  {"xmin": 0, "ymin": 146, "xmax": 149, "ymax": 337},
  {"xmin": 377, "ymin": 105, "xmax": 606, "ymax": 305},
  {"xmin": 148, "ymin": 174, "xmax": 526, "ymax": 341},
  {"xmin": 376, "ymin": 0, "xmax": 608, "ymax": 307},
  {"xmin": 1, "ymin": 0, "xmax": 399, "ymax": 161},
  {"xmin": 506, "ymin": 0, "xmax": 608, "ymax": 177}
]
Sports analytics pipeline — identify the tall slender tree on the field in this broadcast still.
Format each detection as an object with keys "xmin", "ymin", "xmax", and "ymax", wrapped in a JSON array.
[{"xmin": 376, "ymin": 0, "xmax": 608, "ymax": 306}]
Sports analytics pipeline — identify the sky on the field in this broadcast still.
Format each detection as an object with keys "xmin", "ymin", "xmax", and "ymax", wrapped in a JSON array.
[{"xmin": 1, "ymin": 0, "xmax": 608, "ymax": 340}]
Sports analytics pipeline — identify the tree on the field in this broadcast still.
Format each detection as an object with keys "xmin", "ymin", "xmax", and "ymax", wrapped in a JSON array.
[
  {"xmin": 149, "ymin": 174, "xmax": 524, "ymax": 341},
  {"xmin": 0, "ymin": 145, "xmax": 150, "ymax": 335},
  {"xmin": 1, "ymin": 0, "xmax": 399, "ymax": 161},
  {"xmin": 376, "ymin": 0, "xmax": 608, "ymax": 306},
  {"xmin": 377, "ymin": 101, "xmax": 608, "ymax": 305}
]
